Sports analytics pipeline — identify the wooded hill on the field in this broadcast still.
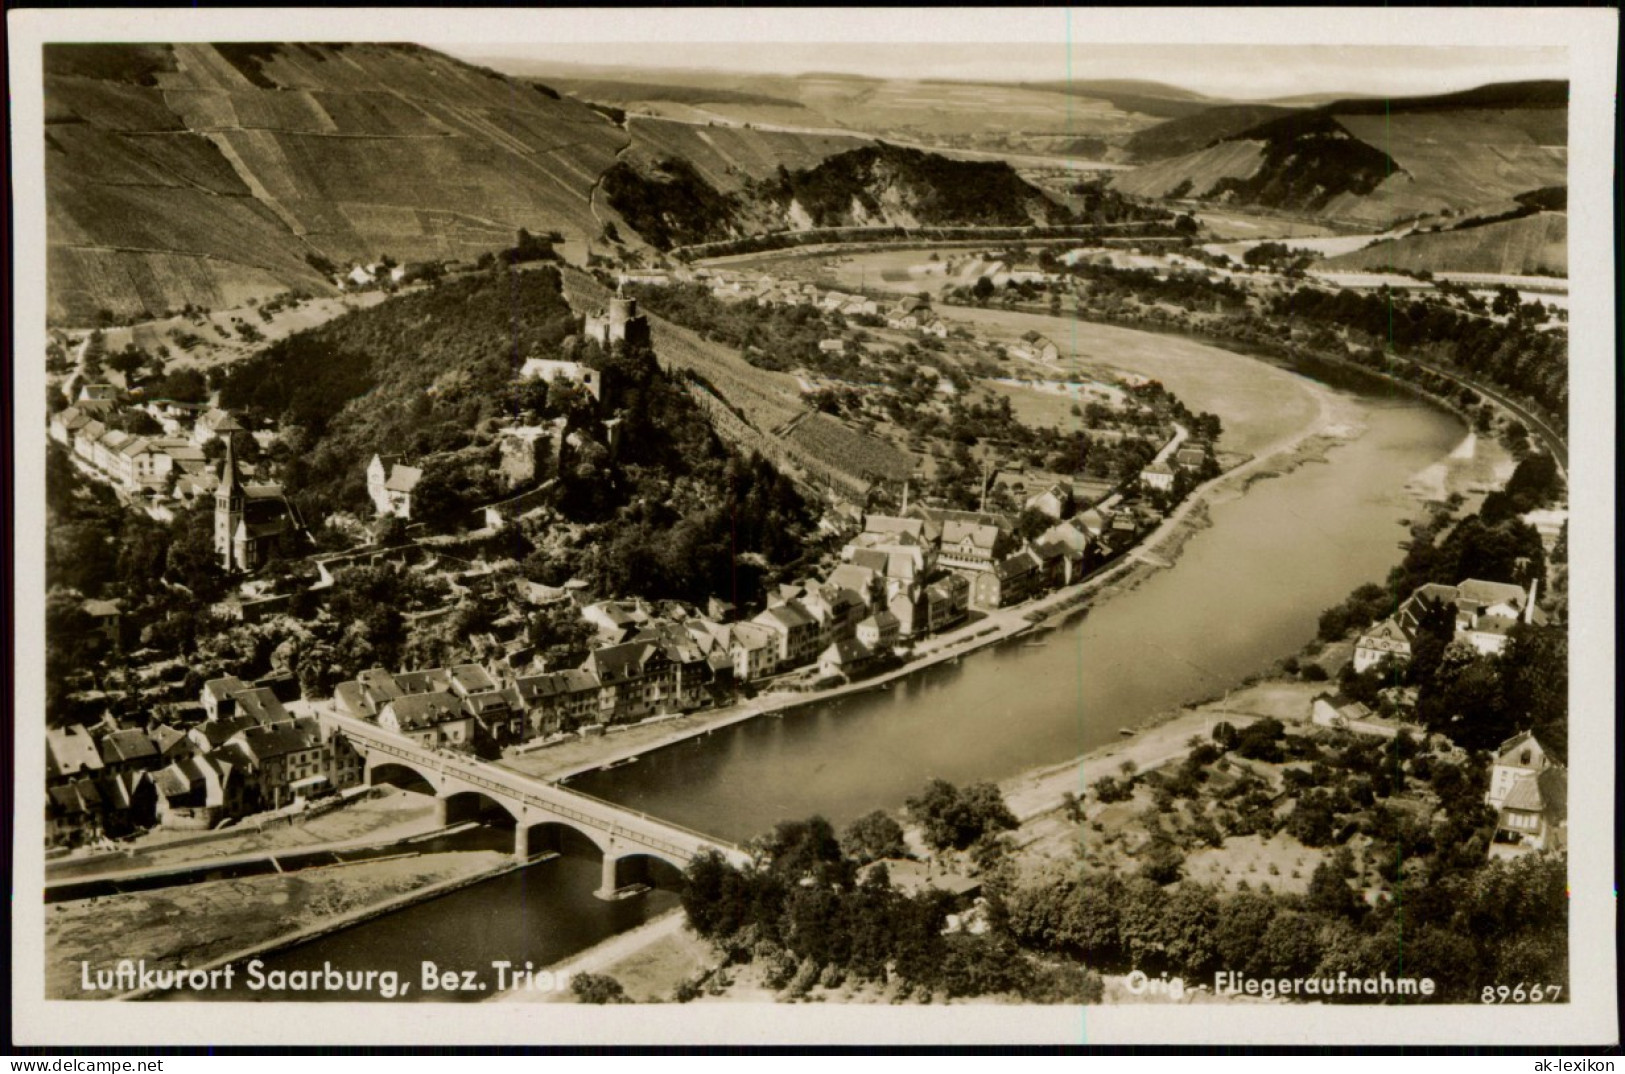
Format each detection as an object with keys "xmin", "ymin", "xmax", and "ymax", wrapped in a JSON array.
[
  {"xmin": 218, "ymin": 265, "xmax": 816, "ymax": 605},
  {"xmin": 604, "ymin": 142, "xmax": 1072, "ymax": 251}
]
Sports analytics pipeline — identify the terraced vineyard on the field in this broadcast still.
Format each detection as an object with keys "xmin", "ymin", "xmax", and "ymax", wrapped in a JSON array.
[
  {"xmin": 560, "ymin": 267, "xmax": 912, "ymax": 498},
  {"xmin": 626, "ymin": 117, "xmax": 872, "ymax": 194},
  {"xmin": 1322, "ymin": 212, "xmax": 1567, "ymax": 277},
  {"xmin": 45, "ymin": 42, "xmax": 627, "ymax": 323},
  {"xmin": 785, "ymin": 414, "xmax": 915, "ymax": 485}
]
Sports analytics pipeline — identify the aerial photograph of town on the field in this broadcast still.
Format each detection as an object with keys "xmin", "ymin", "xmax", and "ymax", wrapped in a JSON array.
[{"xmin": 13, "ymin": 6, "xmax": 1616, "ymax": 1050}]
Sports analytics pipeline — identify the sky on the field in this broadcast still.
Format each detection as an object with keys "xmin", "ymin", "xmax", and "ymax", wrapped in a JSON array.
[{"xmin": 444, "ymin": 40, "xmax": 1567, "ymax": 102}]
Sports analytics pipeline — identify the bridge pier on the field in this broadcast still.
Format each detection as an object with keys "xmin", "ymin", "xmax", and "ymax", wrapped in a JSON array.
[
  {"xmin": 594, "ymin": 854, "xmax": 624, "ymax": 900},
  {"xmin": 513, "ymin": 825, "xmax": 531, "ymax": 862},
  {"xmin": 594, "ymin": 852, "xmax": 654, "ymax": 900},
  {"xmin": 432, "ymin": 796, "xmax": 450, "ymax": 828}
]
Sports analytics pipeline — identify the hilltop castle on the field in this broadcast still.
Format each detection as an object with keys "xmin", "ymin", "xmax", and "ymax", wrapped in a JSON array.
[{"xmin": 583, "ymin": 281, "xmax": 651, "ymax": 349}]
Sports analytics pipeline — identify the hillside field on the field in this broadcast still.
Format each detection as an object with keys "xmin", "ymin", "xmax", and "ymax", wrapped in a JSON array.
[{"xmin": 1321, "ymin": 212, "xmax": 1566, "ymax": 277}]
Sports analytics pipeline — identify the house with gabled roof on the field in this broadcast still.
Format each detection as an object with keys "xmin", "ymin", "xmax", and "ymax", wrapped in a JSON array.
[
  {"xmin": 724, "ymin": 622, "xmax": 779, "ymax": 681},
  {"xmin": 818, "ymin": 637, "xmax": 875, "ymax": 680},
  {"xmin": 1140, "ymin": 460, "xmax": 1176, "ymax": 492},
  {"xmin": 939, "ymin": 519, "xmax": 1001, "ymax": 574},
  {"xmin": 367, "ymin": 453, "xmax": 423, "ymax": 519},
  {"xmin": 510, "ymin": 668, "xmax": 602, "ymax": 736},
  {"xmin": 753, "ymin": 601, "xmax": 820, "ymax": 670},
  {"xmin": 379, "ymin": 691, "xmax": 472, "ymax": 749},
  {"xmin": 49, "ymin": 405, "xmax": 92, "ymax": 446},
  {"xmin": 586, "ymin": 641, "xmax": 671, "ymax": 724},
  {"xmin": 47, "ymin": 778, "xmax": 106, "ymax": 847},
  {"xmin": 193, "ymin": 408, "xmax": 243, "ymax": 446},
  {"xmin": 47, "ymin": 725, "xmax": 105, "ymax": 785},
  {"xmin": 886, "ymin": 297, "xmax": 932, "ymax": 331},
  {"xmin": 1485, "ymin": 732, "xmax": 1566, "ymax": 859},
  {"xmin": 1010, "ymin": 331, "xmax": 1060, "ymax": 364},
  {"xmin": 227, "ymin": 718, "xmax": 328, "ymax": 810},
  {"xmin": 1353, "ymin": 617, "xmax": 1412, "ymax": 673},
  {"xmin": 923, "ymin": 573, "xmax": 971, "ymax": 634},
  {"xmin": 97, "ymin": 728, "xmax": 160, "ymax": 777},
  {"xmin": 1486, "ymin": 731, "xmax": 1553, "ymax": 810},
  {"xmin": 1025, "ymin": 482, "xmax": 1074, "ymax": 521},
  {"xmin": 856, "ymin": 610, "xmax": 900, "ymax": 651}
]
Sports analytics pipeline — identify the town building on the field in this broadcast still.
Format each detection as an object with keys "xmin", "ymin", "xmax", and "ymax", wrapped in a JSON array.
[
  {"xmin": 1010, "ymin": 331, "xmax": 1060, "ymax": 364},
  {"xmin": 753, "ymin": 601, "xmax": 821, "ymax": 670},
  {"xmin": 1485, "ymin": 732, "xmax": 1566, "ymax": 859},
  {"xmin": 1140, "ymin": 460, "xmax": 1176, "ymax": 492},
  {"xmin": 367, "ymin": 454, "xmax": 423, "ymax": 519},
  {"xmin": 214, "ymin": 435, "xmax": 294, "ymax": 572},
  {"xmin": 1354, "ymin": 578, "xmax": 1543, "ymax": 672},
  {"xmin": 518, "ymin": 358, "xmax": 603, "ymax": 403},
  {"xmin": 378, "ymin": 691, "xmax": 473, "ymax": 748}
]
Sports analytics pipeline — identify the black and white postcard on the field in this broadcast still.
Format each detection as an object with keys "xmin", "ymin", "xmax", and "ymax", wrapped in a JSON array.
[{"xmin": 9, "ymin": 6, "xmax": 1618, "ymax": 1048}]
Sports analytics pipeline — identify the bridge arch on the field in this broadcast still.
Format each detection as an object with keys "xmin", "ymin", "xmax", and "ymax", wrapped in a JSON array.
[
  {"xmin": 601, "ymin": 852, "xmax": 687, "ymax": 896},
  {"xmin": 441, "ymin": 788, "xmax": 520, "ymax": 828},
  {"xmin": 367, "ymin": 760, "xmax": 441, "ymax": 796},
  {"xmin": 520, "ymin": 820, "xmax": 610, "ymax": 860}
]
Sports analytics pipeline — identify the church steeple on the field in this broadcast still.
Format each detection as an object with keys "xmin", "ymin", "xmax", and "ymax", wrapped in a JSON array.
[
  {"xmin": 215, "ymin": 431, "xmax": 245, "ymax": 571},
  {"xmin": 220, "ymin": 430, "xmax": 242, "ymax": 495}
]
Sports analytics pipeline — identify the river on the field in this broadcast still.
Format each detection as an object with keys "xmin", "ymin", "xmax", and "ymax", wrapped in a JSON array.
[{"xmin": 161, "ymin": 341, "xmax": 1472, "ymax": 1001}]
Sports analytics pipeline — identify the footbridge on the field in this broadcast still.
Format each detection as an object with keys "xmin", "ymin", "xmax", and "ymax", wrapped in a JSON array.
[{"xmin": 326, "ymin": 712, "xmax": 751, "ymax": 899}]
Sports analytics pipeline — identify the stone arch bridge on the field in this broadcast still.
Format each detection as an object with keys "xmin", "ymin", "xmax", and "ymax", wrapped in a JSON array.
[{"xmin": 327, "ymin": 713, "xmax": 750, "ymax": 899}]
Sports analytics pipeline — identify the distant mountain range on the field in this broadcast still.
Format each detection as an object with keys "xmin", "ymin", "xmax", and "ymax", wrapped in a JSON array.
[
  {"xmin": 1111, "ymin": 80, "xmax": 1567, "ymax": 229},
  {"xmin": 42, "ymin": 42, "xmax": 1569, "ymax": 323}
]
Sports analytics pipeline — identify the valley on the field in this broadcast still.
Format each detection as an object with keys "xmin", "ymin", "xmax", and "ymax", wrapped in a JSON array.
[{"xmin": 33, "ymin": 37, "xmax": 1576, "ymax": 1021}]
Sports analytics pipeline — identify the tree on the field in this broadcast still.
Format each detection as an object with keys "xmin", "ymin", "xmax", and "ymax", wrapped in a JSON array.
[
  {"xmin": 972, "ymin": 276, "xmax": 996, "ymax": 304},
  {"xmin": 681, "ymin": 849, "xmax": 751, "ymax": 939},
  {"xmin": 1214, "ymin": 890, "xmax": 1276, "ymax": 973},
  {"xmin": 1306, "ymin": 854, "xmax": 1360, "ymax": 919},
  {"xmin": 570, "ymin": 973, "xmax": 630, "ymax": 1004},
  {"xmin": 1252, "ymin": 910, "xmax": 1325, "ymax": 979},
  {"xmin": 907, "ymin": 779, "xmax": 1018, "ymax": 852},
  {"xmin": 840, "ymin": 810, "xmax": 907, "ymax": 865}
]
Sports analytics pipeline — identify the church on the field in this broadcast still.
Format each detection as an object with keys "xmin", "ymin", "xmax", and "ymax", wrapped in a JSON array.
[{"xmin": 214, "ymin": 433, "xmax": 295, "ymax": 572}]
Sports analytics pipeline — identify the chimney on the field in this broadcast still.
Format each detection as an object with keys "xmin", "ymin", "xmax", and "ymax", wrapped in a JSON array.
[{"xmin": 1524, "ymin": 579, "xmax": 1539, "ymax": 624}]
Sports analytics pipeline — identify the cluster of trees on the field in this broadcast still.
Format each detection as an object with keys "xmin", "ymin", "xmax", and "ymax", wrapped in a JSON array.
[
  {"xmin": 1066, "ymin": 180, "xmax": 1177, "ymax": 227},
  {"xmin": 1005, "ymin": 849, "xmax": 1564, "ymax": 1002},
  {"xmin": 623, "ymin": 282, "xmax": 857, "ymax": 378},
  {"xmin": 1063, "ymin": 258, "xmax": 1251, "ymax": 314},
  {"xmin": 45, "ymin": 445, "xmax": 246, "ymax": 722},
  {"xmin": 218, "ymin": 265, "xmax": 580, "ymax": 521},
  {"xmin": 1271, "ymin": 286, "xmax": 1568, "ymax": 422},
  {"xmin": 1016, "ymin": 723, "xmax": 1568, "ymax": 1002},
  {"xmin": 601, "ymin": 158, "xmax": 744, "ymax": 250},
  {"xmin": 1241, "ymin": 241, "xmax": 1320, "ymax": 275},
  {"xmin": 680, "ymin": 795, "xmax": 1098, "ymax": 1003},
  {"xmin": 755, "ymin": 145, "xmax": 1062, "ymax": 230}
]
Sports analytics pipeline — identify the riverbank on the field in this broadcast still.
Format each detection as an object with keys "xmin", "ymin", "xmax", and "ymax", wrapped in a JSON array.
[
  {"xmin": 499, "ymin": 375, "xmax": 1347, "ymax": 793},
  {"xmin": 494, "ymin": 909, "xmax": 709, "ymax": 1004},
  {"xmin": 47, "ymin": 789, "xmax": 441, "ymax": 884},
  {"xmin": 46, "ymin": 843, "xmax": 514, "ymax": 1000}
]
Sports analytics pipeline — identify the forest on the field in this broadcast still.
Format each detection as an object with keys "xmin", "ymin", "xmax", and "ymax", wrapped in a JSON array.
[{"xmin": 1271, "ymin": 285, "xmax": 1568, "ymax": 423}]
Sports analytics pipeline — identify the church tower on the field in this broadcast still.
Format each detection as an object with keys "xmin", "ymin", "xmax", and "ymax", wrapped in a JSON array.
[{"xmin": 215, "ymin": 432, "xmax": 245, "ymax": 572}]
